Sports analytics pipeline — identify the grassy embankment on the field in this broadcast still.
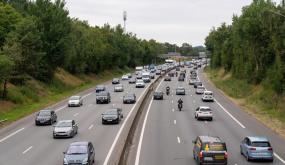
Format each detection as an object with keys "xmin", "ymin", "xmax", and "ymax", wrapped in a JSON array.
[
  {"xmin": 204, "ymin": 67, "xmax": 285, "ymax": 137},
  {"xmin": 0, "ymin": 68, "xmax": 132, "ymax": 124}
]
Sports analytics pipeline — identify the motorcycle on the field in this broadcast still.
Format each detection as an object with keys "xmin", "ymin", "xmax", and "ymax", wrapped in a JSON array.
[
  {"xmin": 178, "ymin": 102, "xmax": 182, "ymax": 111},
  {"xmin": 166, "ymin": 90, "xmax": 170, "ymax": 95}
]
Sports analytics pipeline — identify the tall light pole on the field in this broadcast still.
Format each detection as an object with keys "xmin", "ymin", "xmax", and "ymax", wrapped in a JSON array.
[{"xmin": 123, "ymin": 11, "xmax": 127, "ymax": 33}]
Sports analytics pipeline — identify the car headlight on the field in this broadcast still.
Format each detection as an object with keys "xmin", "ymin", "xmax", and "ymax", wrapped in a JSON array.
[
  {"xmin": 82, "ymin": 158, "xmax": 88, "ymax": 164},
  {"xmin": 63, "ymin": 158, "xmax": 68, "ymax": 164}
]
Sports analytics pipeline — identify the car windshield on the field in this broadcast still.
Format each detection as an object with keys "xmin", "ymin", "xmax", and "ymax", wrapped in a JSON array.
[
  {"xmin": 252, "ymin": 142, "xmax": 271, "ymax": 147},
  {"xmin": 96, "ymin": 85, "xmax": 104, "ymax": 89},
  {"xmin": 200, "ymin": 108, "xmax": 211, "ymax": 112},
  {"xmin": 197, "ymin": 87, "xmax": 205, "ymax": 90},
  {"xmin": 155, "ymin": 92, "xmax": 162, "ymax": 95},
  {"xmin": 67, "ymin": 146, "xmax": 87, "ymax": 154},
  {"xmin": 56, "ymin": 121, "xmax": 72, "ymax": 127},
  {"xmin": 125, "ymin": 95, "xmax": 134, "ymax": 99},
  {"xmin": 104, "ymin": 110, "xmax": 117, "ymax": 115},
  {"xmin": 204, "ymin": 143, "xmax": 226, "ymax": 151},
  {"xmin": 137, "ymin": 80, "xmax": 143, "ymax": 83},
  {"xmin": 115, "ymin": 85, "xmax": 123, "ymax": 87},
  {"xmin": 38, "ymin": 111, "xmax": 51, "ymax": 116},
  {"xmin": 97, "ymin": 92, "xmax": 107, "ymax": 96},
  {"xmin": 70, "ymin": 96, "xmax": 80, "ymax": 100},
  {"xmin": 205, "ymin": 93, "xmax": 213, "ymax": 95}
]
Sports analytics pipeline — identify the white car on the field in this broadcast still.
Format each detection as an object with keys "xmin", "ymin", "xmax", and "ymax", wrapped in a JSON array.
[
  {"xmin": 195, "ymin": 106, "xmax": 213, "ymax": 121},
  {"xmin": 202, "ymin": 91, "xmax": 214, "ymax": 102},
  {"xmin": 122, "ymin": 75, "xmax": 129, "ymax": 80},
  {"xmin": 114, "ymin": 84, "xmax": 124, "ymax": 92},
  {"xmin": 68, "ymin": 96, "xmax": 83, "ymax": 107},
  {"xmin": 136, "ymin": 79, "xmax": 145, "ymax": 88},
  {"xmin": 196, "ymin": 86, "xmax": 205, "ymax": 94}
]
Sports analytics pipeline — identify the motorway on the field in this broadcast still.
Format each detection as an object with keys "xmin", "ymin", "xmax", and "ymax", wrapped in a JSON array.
[
  {"xmin": 0, "ymin": 75, "xmax": 155, "ymax": 165},
  {"xmin": 134, "ymin": 67, "xmax": 285, "ymax": 165}
]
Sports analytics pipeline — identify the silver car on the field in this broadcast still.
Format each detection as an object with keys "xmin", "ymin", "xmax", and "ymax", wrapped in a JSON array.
[
  {"xmin": 114, "ymin": 84, "xmax": 124, "ymax": 92},
  {"xmin": 68, "ymin": 96, "xmax": 83, "ymax": 107},
  {"xmin": 196, "ymin": 86, "xmax": 205, "ymax": 94},
  {"xmin": 202, "ymin": 91, "xmax": 214, "ymax": 102},
  {"xmin": 195, "ymin": 106, "xmax": 213, "ymax": 121},
  {"xmin": 53, "ymin": 120, "xmax": 78, "ymax": 138}
]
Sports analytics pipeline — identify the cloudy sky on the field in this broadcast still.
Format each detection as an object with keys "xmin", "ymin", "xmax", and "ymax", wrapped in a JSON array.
[{"xmin": 64, "ymin": 0, "xmax": 280, "ymax": 46}]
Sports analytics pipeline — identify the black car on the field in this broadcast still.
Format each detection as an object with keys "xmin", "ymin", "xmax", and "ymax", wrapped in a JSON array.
[
  {"xmin": 153, "ymin": 91, "xmax": 164, "ymax": 100},
  {"xmin": 123, "ymin": 93, "xmax": 136, "ymax": 104},
  {"xmin": 102, "ymin": 108, "xmax": 123, "ymax": 124},
  {"xmin": 35, "ymin": 110, "xmax": 57, "ymax": 125},
  {"xmin": 96, "ymin": 91, "xmax": 111, "ymax": 104},
  {"xmin": 193, "ymin": 136, "xmax": 228, "ymax": 165},
  {"xmin": 193, "ymin": 81, "xmax": 202, "ymax": 88},
  {"xmin": 178, "ymin": 76, "xmax": 185, "ymax": 81},
  {"xmin": 95, "ymin": 85, "xmax": 106, "ymax": 93},
  {"xmin": 168, "ymin": 72, "xmax": 175, "ymax": 77},
  {"xmin": 63, "ymin": 141, "xmax": 95, "ymax": 165},
  {"xmin": 164, "ymin": 76, "xmax": 171, "ymax": 81},
  {"xmin": 112, "ymin": 78, "xmax": 120, "ymax": 84}
]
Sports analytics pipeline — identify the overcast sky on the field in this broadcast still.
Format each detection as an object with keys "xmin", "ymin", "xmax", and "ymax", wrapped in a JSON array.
[{"xmin": 64, "ymin": 0, "xmax": 280, "ymax": 46}]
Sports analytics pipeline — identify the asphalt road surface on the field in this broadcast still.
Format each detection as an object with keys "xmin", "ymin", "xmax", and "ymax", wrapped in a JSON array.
[
  {"xmin": 0, "ymin": 75, "xmax": 155, "ymax": 165},
  {"xmin": 135, "ymin": 67, "xmax": 285, "ymax": 165}
]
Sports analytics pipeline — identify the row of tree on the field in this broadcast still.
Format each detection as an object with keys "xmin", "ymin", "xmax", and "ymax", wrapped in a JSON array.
[
  {"xmin": 0, "ymin": 0, "xmax": 167, "ymax": 99},
  {"xmin": 205, "ymin": 0, "xmax": 285, "ymax": 97}
]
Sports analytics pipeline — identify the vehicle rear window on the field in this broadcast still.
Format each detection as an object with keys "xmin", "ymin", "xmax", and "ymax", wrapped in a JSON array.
[
  {"xmin": 203, "ymin": 143, "xmax": 226, "ymax": 151},
  {"xmin": 67, "ymin": 146, "xmax": 87, "ymax": 154},
  {"xmin": 252, "ymin": 142, "xmax": 271, "ymax": 147},
  {"xmin": 200, "ymin": 108, "xmax": 211, "ymax": 112}
]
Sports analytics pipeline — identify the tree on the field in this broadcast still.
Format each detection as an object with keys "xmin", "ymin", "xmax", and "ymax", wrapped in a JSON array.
[{"xmin": 0, "ymin": 54, "xmax": 14, "ymax": 99}]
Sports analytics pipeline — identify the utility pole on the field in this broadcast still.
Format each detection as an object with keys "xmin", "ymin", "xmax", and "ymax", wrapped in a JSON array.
[{"xmin": 123, "ymin": 11, "xmax": 127, "ymax": 33}]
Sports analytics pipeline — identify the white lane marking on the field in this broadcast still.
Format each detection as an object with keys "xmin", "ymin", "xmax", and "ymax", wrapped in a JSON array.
[
  {"xmin": 177, "ymin": 137, "xmax": 181, "ymax": 144},
  {"xmin": 55, "ymin": 105, "xmax": 66, "ymax": 112},
  {"xmin": 193, "ymin": 100, "xmax": 196, "ymax": 103},
  {"xmin": 103, "ymin": 81, "xmax": 160, "ymax": 165},
  {"xmin": 88, "ymin": 104, "xmax": 92, "ymax": 107},
  {"xmin": 134, "ymin": 79, "xmax": 164, "ymax": 165},
  {"xmin": 172, "ymin": 108, "xmax": 174, "ymax": 112},
  {"xmin": 171, "ymin": 100, "xmax": 174, "ymax": 104},
  {"xmin": 174, "ymin": 120, "xmax": 176, "ymax": 125},
  {"xmin": 205, "ymin": 121, "xmax": 208, "ymax": 124},
  {"xmin": 22, "ymin": 146, "xmax": 33, "ymax": 154},
  {"xmin": 82, "ymin": 92, "xmax": 92, "ymax": 99},
  {"xmin": 0, "ymin": 128, "xmax": 25, "ymax": 143},
  {"xmin": 88, "ymin": 124, "xmax": 94, "ymax": 130},
  {"xmin": 214, "ymin": 99, "xmax": 246, "ymax": 129},
  {"xmin": 73, "ymin": 113, "xmax": 79, "ymax": 117},
  {"xmin": 274, "ymin": 153, "xmax": 285, "ymax": 164}
]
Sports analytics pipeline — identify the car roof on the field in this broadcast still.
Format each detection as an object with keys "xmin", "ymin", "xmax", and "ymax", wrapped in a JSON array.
[
  {"xmin": 177, "ymin": 87, "xmax": 185, "ymax": 89},
  {"xmin": 70, "ymin": 141, "xmax": 89, "ymax": 146},
  {"xmin": 199, "ymin": 106, "xmax": 210, "ymax": 109},
  {"xmin": 58, "ymin": 120, "xmax": 73, "ymax": 123},
  {"xmin": 199, "ymin": 136, "xmax": 223, "ymax": 143},
  {"xmin": 96, "ymin": 85, "xmax": 105, "ymax": 87},
  {"xmin": 155, "ymin": 91, "xmax": 163, "ymax": 93},
  {"xmin": 70, "ymin": 96, "xmax": 80, "ymax": 99},
  {"xmin": 247, "ymin": 136, "xmax": 269, "ymax": 142},
  {"xmin": 40, "ymin": 109, "xmax": 52, "ymax": 112}
]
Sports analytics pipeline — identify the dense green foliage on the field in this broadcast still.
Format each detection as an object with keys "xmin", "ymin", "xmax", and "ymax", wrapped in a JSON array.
[
  {"xmin": 205, "ymin": 0, "xmax": 285, "ymax": 98},
  {"xmin": 0, "ymin": 0, "xmax": 167, "ymax": 99}
]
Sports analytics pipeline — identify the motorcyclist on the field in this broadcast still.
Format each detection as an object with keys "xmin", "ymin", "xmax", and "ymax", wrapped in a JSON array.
[
  {"xmin": 178, "ymin": 98, "xmax": 183, "ymax": 111},
  {"xmin": 175, "ymin": 72, "xmax": 178, "ymax": 77},
  {"xmin": 166, "ymin": 86, "xmax": 170, "ymax": 95}
]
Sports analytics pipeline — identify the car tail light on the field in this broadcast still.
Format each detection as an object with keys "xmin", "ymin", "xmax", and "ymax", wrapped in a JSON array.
[
  {"xmin": 199, "ymin": 151, "xmax": 203, "ymax": 158},
  {"xmin": 224, "ymin": 152, "xmax": 228, "ymax": 159},
  {"xmin": 249, "ymin": 147, "xmax": 256, "ymax": 150},
  {"xmin": 268, "ymin": 147, "xmax": 273, "ymax": 151}
]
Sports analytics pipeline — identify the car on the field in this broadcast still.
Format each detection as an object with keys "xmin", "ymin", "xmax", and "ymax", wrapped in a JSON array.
[
  {"xmin": 136, "ymin": 79, "xmax": 145, "ymax": 88},
  {"xmin": 195, "ymin": 106, "xmax": 213, "ymax": 121},
  {"xmin": 190, "ymin": 74, "xmax": 197, "ymax": 79},
  {"xmin": 128, "ymin": 77, "xmax": 136, "ymax": 84},
  {"xmin": 122, "ymin": 75, "xmax": 129, "ymax": 80},
  {"xmin": 176, "ymin": 67, "xmax": 180, "ymax": 71},
  {"xmin": 164, "ymin": 76, "xmax": 171, "ymax": 81},
  {"xmin": 193, "ymin": 81, "xmax": 202, "ymax": 88},
  {"xmin": 240, "ymin": 136, "xmax": 273, "ymax": 162},
  {"xmin": 156, "ymin": 70, "xmax": 161, "ymax": 75},
  {"xmin": 96, "ymin": 91, "xmax": 111, "ymax": 104},
  {"xmin": 202, "ymin": 91, "xmax": 214, "ymax": 102},
  {"xmin": 136, "ymin": 74, "xmax": 142, "ymax": 79},
  {"xmin": 35, "ymin": 110, "xmax": 57, "ymax": 125},
  {"xmin": 126, "ymin": 73, "xmax": 132, "ymax": 78},
  {"xmin": 53, "ymin": 120, "xmax": 78, "ymax": 138},
  {"xmin": 176, "ymin": 87, "xmax": 186, "ymax": 95},
  {"xmin": 196, "ymin": 86, "xmax": 205, "ymax": 94},
  {"xmin": 63, "ymin": 141, "xmax": 95, "ymax": 165},
  {"xmin": 153, "ymin": 91, "xmax": 163, "ymax": 100},
  {"xmin": 123, "ymin": 93, "xmax": 136, "ymax": 104},
  {"xmin": 193, "ymin": 136, "xmax": 228, "ymax": 165},
  {"xmin": 95, "ymin": 85, "xmax": 106, "ymax": 93},
  {"xmin": 68, "ymin": 96, "xmax": 83, "ymax": 107},
  {"xmin": 168, "ymin": 72, "xmax": 175, "ymax": 77},
  {"xmin": 142, "ymin": 72, "xmax": 151, "ymax": 83},
  {"xmin": 112, "ymin": 78, "xmax": 120, "ymax": 84},
  {"xmin": 180, "ymin": 72, "xmax": 186, "ymax": 78},
  {"xmin": 178, "ymin": 76, "xmax": 185, "ymax": 81},
  {"xmin": 102, "ymin": 108, "xmax": 123, "ymax": 124},
  {"xmin": 114, "ymin": 84, "xmax": 124, "ymax": 92}
]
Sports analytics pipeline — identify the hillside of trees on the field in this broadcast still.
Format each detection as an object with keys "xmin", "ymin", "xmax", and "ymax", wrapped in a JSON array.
[
  {"xmin": 205, "ymin": 0, "xmax": 285, "ymax": 101},
  {"xmin": 0, "ymin": 0, "xmax": 171, "ymax": 99}
]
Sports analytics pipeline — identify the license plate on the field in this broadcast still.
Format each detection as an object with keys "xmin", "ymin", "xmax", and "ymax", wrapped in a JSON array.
[
  {"xmin": 108, "ymin": 120, "xmax": 112, "ymax": 122},
  {"xmin": 215, "ymin": 155, "xmax": 225, "ymax": 160},
  {"xmin": 204, "ymin": 157, "xmax": 213, "ymax": 161}
]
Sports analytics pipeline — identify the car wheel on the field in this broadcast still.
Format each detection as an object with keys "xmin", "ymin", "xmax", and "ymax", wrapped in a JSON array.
[
  {"xmin": 240, "ymin": 147, "xmax": 243, "ymax": 155},
  {"xmin": 246, "ymin": 153, "xmax": 251, "ymax": 161},
  {"xmin": 209, "ymin": 118, "xmax": 213, "ymax": 121}
]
